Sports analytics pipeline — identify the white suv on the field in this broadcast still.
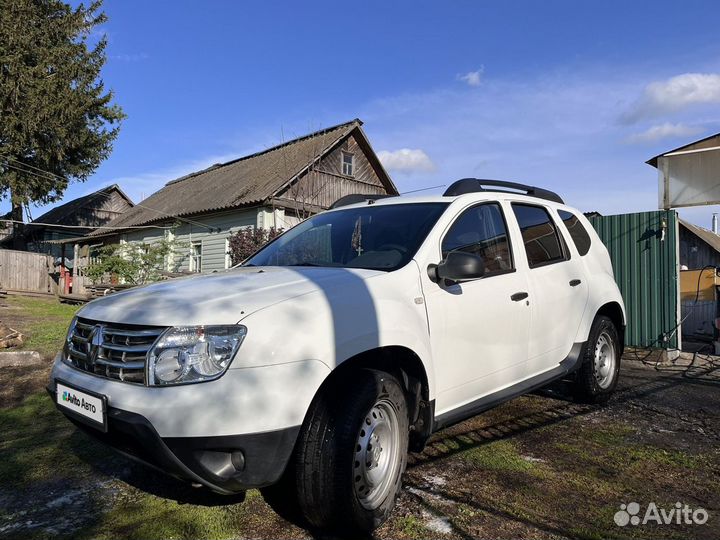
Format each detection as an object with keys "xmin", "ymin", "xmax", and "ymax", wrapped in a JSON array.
[{"xmin": 49, "ymin": 179, "xmax": 625, "ymax": 533}]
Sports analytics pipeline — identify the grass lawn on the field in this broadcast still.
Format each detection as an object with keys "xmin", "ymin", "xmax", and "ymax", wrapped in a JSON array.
[{"xmin": 2, "ymin": 295, "xmax": 79, "ymax": 359}]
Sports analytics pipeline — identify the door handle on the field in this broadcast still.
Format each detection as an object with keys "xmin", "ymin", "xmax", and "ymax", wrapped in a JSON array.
[
  {"xmin": 511, "ymin": 292, "xmax": 529, "ymax": 302},
  {"xmin": 569, "ymin": 279, "xmax": 582, "ymax": 287}
]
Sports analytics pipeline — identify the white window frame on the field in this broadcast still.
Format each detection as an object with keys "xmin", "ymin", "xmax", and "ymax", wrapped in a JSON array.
[
  {"xmin": 190, "ymin": 241, "xmax": 203, "ymax": 273},
  {"xmin": 225, "ymin": 238, "xmax": 232, "ymax": 269},
  {"xmin": 342, "ymin": 151, "xmax": 355, "ymax": 177},
  {"xmin": 164, "ymin": 229, "xmax": 175, "ymax": 271}
]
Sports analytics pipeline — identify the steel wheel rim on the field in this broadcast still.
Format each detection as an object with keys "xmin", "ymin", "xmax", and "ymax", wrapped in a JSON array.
[
  {"xmin": 353, "ymin": 398, "xmax": 402, "ymax": 510},
  {"xmin": 594, "ymin": 330, "xmax": 616, "ymax": 389}
]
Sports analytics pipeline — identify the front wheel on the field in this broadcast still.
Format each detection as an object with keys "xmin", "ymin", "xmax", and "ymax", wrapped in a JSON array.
[
  {"xmin": 294, "ymin": 369, "xmax": 409, "ymax": 533},
  {"xmin": 573, "ymin": 315, "xmax": 621, "ymax": 403}
]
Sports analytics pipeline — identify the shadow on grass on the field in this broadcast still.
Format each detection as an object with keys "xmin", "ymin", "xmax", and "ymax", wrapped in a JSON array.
[{"xmin": 67, "ymin": 429, "xmax": 247, "ymax": 507}]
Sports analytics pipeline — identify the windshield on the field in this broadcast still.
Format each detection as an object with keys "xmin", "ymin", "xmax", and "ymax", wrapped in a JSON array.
[{"xmin": 244, "ymin": 202, "xmax": 448, "ymax": 271}]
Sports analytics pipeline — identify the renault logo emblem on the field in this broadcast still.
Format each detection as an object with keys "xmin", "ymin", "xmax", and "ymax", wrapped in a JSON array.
[{"xmin": 85, "ymin": 324, "xmax": 105, "ymax": 364}]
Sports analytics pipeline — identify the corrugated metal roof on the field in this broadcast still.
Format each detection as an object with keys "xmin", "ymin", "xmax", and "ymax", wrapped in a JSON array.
[
  {"xmin": 90, "ymin": 119, "xmax": 367, "ymax": 235},
  {"xmin": 679, "ymin": 218, "xmax": 720, "ymax": 254}
]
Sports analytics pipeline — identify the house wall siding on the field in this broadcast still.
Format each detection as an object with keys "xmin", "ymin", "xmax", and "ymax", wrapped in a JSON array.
[{"xmin": 122, "ymin": 207, "xmax": 259, "ymax": 272}]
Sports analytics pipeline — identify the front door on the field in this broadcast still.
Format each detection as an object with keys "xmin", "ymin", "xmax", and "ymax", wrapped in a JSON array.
[{"xmin": 423, "ymin": 202, "xmax": 531, "ymax": 416}]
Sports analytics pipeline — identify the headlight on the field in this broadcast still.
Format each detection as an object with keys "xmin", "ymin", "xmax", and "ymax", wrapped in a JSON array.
[
  {"xmin": 148, "ymin": 325, "xmax": 247, "ymax": 386},
  {"xmin": 63, "ymin": 317, "xmax": 78, "ymax": 356}
]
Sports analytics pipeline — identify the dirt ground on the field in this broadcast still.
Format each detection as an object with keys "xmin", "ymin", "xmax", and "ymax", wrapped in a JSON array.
[{"xmin": 1, "ymin": 296, "xmax": 719, "ymax": 539}]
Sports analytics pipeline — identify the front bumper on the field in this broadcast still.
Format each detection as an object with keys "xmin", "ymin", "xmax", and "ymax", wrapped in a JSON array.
[
  {"xmin": 48, "ymin": 355, "xmax": 330, "ymax": 493},
  {"xmin": 50, "ymin": 354, "xmax": 329, "ymax": 437},
  {"xmin": 48, "ymin": 385, "xmax": 299, "ymax": 493}
]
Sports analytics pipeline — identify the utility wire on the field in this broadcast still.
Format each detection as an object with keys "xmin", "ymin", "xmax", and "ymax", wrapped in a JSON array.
[
  {"xmin": 5, "ymin": 157, "xmax": 67, "ymax": 181},
  {"xmin": 401, "ymin": 184, "xmax": 447, "ymax": 195},
  {"xmin": 0, "ymin": 218, "xmax": 173, "ymax": 231},
  {"xmin": 632, "ymin": 264, "xmax": 718, "ymax": 368},
  {"xmin": 2, "ymin": 159, "xmax": 217, "ymax": 232}
]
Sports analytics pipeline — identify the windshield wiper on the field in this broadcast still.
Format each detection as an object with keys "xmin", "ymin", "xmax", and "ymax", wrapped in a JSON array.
[{"xmin": 292, "ymin": 262, "xmax": 323, "ymax": 267}]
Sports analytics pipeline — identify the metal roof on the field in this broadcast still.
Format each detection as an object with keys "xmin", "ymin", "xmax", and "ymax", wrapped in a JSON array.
[
  {"xmin": 646, "ymin": 132, "xmax": 720, "ymax": 168},
  {"xmin": 679, "ymin": 218, "xmax": 720, "ymax": 254}
]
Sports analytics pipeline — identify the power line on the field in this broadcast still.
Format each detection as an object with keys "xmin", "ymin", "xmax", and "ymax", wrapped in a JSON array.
[
  {"xmin": 3, "ymin": 159, "xmax": 217, "ymax": 232},
  {"xmin": 401, "ymin": 184, "xmax": 447, "ymax": 195},
  {"xmin": 91, "ymin": 188, "xmax": 218, "ymax": 232},
  {"xmin": 0, "ymin": 218, "xmax": 173, "ymax": 231},
  {"xmin": 5, "ymin": 157, "xmax": 66, "ymax": 181}
]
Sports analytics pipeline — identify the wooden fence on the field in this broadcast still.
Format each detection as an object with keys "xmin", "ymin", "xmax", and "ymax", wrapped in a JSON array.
[{"xmin": 0, "ymin": 249, "xmax": 57, "ymax": 295}]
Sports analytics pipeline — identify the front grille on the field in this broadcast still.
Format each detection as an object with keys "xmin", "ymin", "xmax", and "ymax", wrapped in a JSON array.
[{"xmin": 65, "ymin": 318, "xmax": 167, "ymax": 384}]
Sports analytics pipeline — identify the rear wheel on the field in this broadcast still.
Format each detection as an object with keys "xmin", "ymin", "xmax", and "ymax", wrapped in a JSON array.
[
  {"xmin": 294, "ymin": 369, "xmax": 409, "ymax": 533},
  {"xmin": 574, "ymin": 315, "xmax": 621, "ymax": 403}
]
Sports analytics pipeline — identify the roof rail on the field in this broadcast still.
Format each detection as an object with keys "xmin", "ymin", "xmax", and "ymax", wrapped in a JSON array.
[
  {"xmin": 329, "ymin": 194, "xmax": 398, "ymax": 209},
  {"xmin": 443, "ymin": 178, "xmax": 564, "ymax": 204}
]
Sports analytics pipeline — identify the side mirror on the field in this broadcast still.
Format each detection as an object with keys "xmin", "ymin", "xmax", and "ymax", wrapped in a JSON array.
[{"xmin": 427, "ymin": 251, "xmax": 485, "ymax": 283}]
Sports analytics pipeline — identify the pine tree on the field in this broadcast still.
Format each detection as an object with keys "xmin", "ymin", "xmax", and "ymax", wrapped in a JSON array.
[{"xmin": 0, "ymin": 0, "xmax": 124, "ymax": 248}]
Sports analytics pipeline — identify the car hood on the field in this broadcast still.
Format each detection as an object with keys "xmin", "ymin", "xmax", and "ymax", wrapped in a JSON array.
[{"xmin": 77, "ymin": 266, "xmax": 384, "ymax": 326}]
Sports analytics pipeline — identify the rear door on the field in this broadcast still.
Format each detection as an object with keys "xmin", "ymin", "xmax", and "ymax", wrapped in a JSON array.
[{"xmin": 510, "ymin": 203, "xmax": 589, "ymax": 377}]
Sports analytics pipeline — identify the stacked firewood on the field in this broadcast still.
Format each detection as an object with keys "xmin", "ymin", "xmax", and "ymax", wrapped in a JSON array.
[{"xmin": 0, "ymin": 324, "xmax": 24, "ymax": 348}]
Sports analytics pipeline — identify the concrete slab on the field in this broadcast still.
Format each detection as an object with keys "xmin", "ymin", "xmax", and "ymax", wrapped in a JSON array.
[{"xmin": 0, "ymin": 350, "xmax": 44, "ymax": 368}]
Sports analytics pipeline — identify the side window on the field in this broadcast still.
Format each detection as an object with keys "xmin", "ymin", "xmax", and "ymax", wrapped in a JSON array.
[
  {"xmin": 511, "ymin": 204, "xmax": 567, "ymax": 268},
  {"xmin": 558, "ymin": 210, "xmax": 592, "ymax": 256},
  {"xmin": 442, "ymin": 203, "xmax": 513, "ymax": 275}
]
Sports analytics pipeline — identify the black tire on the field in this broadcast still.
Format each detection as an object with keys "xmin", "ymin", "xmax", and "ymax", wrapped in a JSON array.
[
  {"xmin": 294, "ymin": 369, "xmax": 409, "ymax": 533},
  {"xmin": 573, "ymin": 315, "xmax": 621, "ymax": 403},
  {"xmin": 260, "ymin": 460, "xmax": 306, "ymax": 526}
]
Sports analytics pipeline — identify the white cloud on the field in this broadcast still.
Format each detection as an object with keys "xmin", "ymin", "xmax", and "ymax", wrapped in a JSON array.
[
  {"xmin": 111, "ymin": 53, "xmax": 150, "ymax": 62},
  {"xmin": 362, "ymin": 68, "xmax": 666, "ymax": 213},
  {"xmin": 621, "ymin": 73, "xmax": 720, "ymax": 123},
  {"xmin": 626, "ymin": 122, "xmax": 704, "ymax": 144},
  {"xmin": 377, "ymin": 149, "xmax": 436, "ymax": 173},
  {"xmin": 457, "ymin": 67, "xmax": 484, "ymax": 87}
]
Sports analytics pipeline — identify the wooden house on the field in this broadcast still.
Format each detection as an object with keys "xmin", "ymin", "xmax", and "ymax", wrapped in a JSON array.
[{"xmin": 67, "ymin": 119, "xmax": 396, "ymax": 288}]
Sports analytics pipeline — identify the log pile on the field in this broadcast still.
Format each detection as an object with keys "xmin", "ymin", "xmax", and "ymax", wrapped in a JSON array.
[{"xmin": 0, "ymin": 324, "xmax": 24, "ymax": 348}]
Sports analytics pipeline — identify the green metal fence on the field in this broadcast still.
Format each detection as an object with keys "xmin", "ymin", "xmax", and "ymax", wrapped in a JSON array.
[{"xmin": 589, "ymin": 210, "xmax": 679, "ymax": 349}]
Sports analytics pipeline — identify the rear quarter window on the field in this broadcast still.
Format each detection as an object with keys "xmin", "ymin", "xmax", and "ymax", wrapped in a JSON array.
[{"xmin": 558, "ymin": 210, "xmax": 592, "ymax": 256}]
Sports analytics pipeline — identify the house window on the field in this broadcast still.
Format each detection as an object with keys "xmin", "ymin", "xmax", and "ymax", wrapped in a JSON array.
[
  {"xmin": 190, "ymin": 241, "xmax": 202, "ymax": 272},
  {"xmin": 342, "ymin": 152, "xmax": 355, "ymax": 176},
  {"xmin": 225, "ymin": 238, "xmax": 232, "ymax": 269}
]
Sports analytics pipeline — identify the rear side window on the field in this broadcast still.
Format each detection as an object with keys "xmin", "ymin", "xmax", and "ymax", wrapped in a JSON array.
[
  {"xmin": 442, "ymin": 203, "xmax": 513, "ymax": 275},
  {"xmin": 511, "ymin": 204, "xmax": 567, "ymax": 268},
  {"xmin": 558, "ymin": 210, "xmax": 592, "ymax": 256}
]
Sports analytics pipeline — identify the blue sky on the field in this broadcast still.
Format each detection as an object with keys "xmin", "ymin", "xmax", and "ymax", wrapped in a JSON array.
[{"xmin": 10, "ymin": 0, "xmax": 720, "ymax": 228}]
